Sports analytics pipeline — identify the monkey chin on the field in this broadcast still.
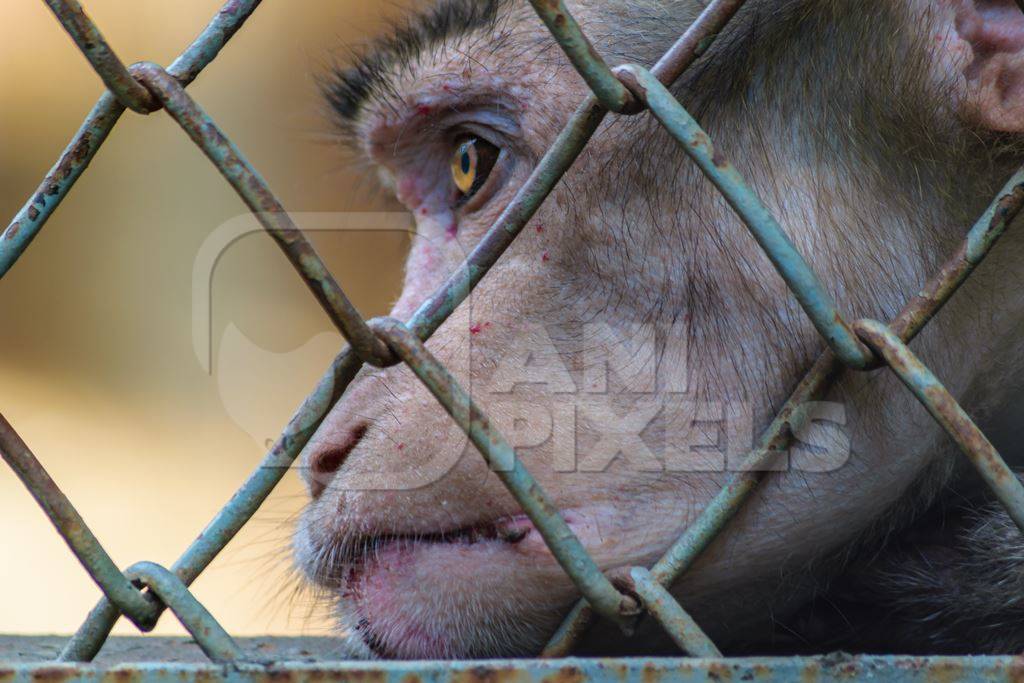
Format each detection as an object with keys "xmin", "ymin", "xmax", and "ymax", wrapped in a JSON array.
[{"xmin": 325, "ymin": 519, "xmax": 580, "ymax": 659}]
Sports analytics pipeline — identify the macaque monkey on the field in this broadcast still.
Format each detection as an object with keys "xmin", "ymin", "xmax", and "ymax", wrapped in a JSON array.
[{"xmin": 294, "ymin": 0, "xmax": 1024, "ymax": 658}]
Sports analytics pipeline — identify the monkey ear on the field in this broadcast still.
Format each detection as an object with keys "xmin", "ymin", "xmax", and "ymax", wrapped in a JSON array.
[{"xmin": 940, "ymin": 0, "xmax": 1024, "ymax": 132}]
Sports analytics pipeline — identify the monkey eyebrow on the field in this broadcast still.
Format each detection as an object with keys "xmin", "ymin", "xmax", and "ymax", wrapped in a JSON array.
[{"xmin": 323, "ymin": 0, "xmax": 511, "ymax": 138}]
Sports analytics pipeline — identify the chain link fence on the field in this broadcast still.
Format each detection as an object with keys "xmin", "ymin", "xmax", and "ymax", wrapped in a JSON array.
[{"xmin": 3, "ymin": 0, "xmax": 1024, "ymax": 674}]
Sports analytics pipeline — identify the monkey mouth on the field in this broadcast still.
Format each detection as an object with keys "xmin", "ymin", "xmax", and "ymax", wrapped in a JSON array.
[
  {"xmin": 339, "ymin": 514, "xmax": 536, "ymax": 573},
  {"xmin": 328, "ymin": 514, "xmax": 539, "ymax": 658}
]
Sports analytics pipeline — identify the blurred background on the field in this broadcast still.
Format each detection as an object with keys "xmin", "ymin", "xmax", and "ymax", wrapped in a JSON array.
[{"xmin": 0, "ymin": 1, "xmax": 416, "ymax": 636}]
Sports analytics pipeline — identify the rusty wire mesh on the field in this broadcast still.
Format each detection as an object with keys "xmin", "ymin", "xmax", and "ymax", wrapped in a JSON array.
[{"xmin": 3, "ymin": 0, "xmax": 1024, "ymax": 666}]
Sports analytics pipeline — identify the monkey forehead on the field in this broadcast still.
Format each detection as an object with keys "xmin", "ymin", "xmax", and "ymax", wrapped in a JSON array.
[
  {"xmin": 322, "ymin": 0, "xmax": 550, "ymax": 142},
  {"xmin": 321, "ymin": 0, "xmax": 815, "ymax": 147}
]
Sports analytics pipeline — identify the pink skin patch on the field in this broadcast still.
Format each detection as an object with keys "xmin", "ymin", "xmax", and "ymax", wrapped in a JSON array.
[
  {"xmin": 397, "ymin": 177, "xmax": 423, "ymax": 210},
  {"xmin": 341, "ymin": 513, "xmax": 564, "ymax": 657},
  {"xmin": 469, "ymin": 321, "xmax": 493, "ymax": 335},
  {"xmin": 541, "ymin": 251, "xmax": 550, "ymax": 262},
  {"xmin": 446, "ymin": 221, "xmax": 459, "ymax": 239},
  {"xmin": 955, "ymin": 0, "xmax": 1024, "ymax": 53},
  {"xmin": 943, "ymin": 0, "xmax": 1024, "ymax": 130}
]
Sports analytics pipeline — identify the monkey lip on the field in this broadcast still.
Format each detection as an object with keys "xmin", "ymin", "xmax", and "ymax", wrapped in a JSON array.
[
  {"xmin": 343, "ymin": 514, "xmax": 535, "ymax": 566},
  {"xmin": 334, "ymin": 514, "xmax": 541, "ymax": 658},
  {"xmin": 335, "ymin": 513, "xmax": 539, "ymax": 598}
]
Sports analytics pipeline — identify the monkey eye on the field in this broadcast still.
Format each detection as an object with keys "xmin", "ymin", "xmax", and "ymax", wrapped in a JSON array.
[{"xmin": 450, "ymin": 135, "xmax": 500, "ymax": 208}]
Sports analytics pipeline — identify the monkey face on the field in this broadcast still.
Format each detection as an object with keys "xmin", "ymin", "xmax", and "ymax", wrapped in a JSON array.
[{"xmin": 294, "ymin": 0, "xmax": 1024, "ymax": 659}]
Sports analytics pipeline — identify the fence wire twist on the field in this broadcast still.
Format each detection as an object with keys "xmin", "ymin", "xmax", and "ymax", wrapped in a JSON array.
[{"xmin": 2, "ymin": 0, "xmax": 1024, "ymax": 664}]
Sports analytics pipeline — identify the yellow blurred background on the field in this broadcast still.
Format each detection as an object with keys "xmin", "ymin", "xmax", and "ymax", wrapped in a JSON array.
[{"xmin": 0, "ymin": 1, "xmax": 416, "ymax": 636}]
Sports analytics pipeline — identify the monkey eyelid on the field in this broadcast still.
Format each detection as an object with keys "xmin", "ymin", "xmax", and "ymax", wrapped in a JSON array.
[{"xmin": 362, "ymin": 91, "xmax": 522, "ymax": 148}]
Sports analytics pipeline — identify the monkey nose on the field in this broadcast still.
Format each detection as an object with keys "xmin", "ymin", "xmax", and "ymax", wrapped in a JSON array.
[{"xmin": 308, "ymin": 423, "xmax": 368, "ymax": 499}]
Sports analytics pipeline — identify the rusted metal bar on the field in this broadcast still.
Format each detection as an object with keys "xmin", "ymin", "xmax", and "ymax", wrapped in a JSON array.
[
  {"xmin": 0, "ymin": 0, "xmax": 263, "ymax": 280},
  {"xmin": 59, "ymin": 600, "xmax": 122, "ymax": 663},
  {"xmin": 649, "ymin": 0, "xmax": 747, "ymax": 85},
  {"xmin": 129, "ymin": 62, "xmax": 394, "ymax": 367},
  {"xmin": 526, "ymin": 1, "xmax": 636, "ymax": 113},
  {"xmin": 164, "ymin": 1, "xmax": 265, "ymax": 85},
  {"xmin": 627, "ymin": 567, "xmax": 722, "ymax": 658},
  {"xmin": 7, "ymin": 653, "xmax": 1024, "ymax": 682},
  {"xmin": 0, "ymin": 415, "xmax": 156, "ymax": 629},
  {"xmin": 0, "ymin": 95, "xmax": 123, "ymax": 279},
  {"xmin": 371, "ymin": 317, "xmax": 640, "ymax": 630},
  {"xmin": 529, "ymin": 0, "xmax": 748, "ymax": 112},
  {"xmin": 541, "ymin": 601, "xmax": 595, "ymax": 659},
  {"xmin": 41, "ymin": 0, "xmax": 157, "ymax": 113},
  {"xmin": 890, "ymin": 167, "xmax": 1024, "ymax": 341},
  {"xmin": 123, "ymin": 563, "xmax": 242, "ymax": 663},
  {"xmin": 855, "ymin": 319, "xmax": 1024, "ymax": 532}
]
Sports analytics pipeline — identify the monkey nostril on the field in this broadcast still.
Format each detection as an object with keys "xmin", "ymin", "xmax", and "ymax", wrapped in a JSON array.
[{"xmin": 309, "ymin": 423, "xmax": 368, "ymax": 499}]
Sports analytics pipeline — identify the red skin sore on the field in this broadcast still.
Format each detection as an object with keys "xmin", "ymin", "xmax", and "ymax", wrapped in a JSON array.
[{"xmin": 541, "ymin": 251, "xmax": 550, "ymax": 262}]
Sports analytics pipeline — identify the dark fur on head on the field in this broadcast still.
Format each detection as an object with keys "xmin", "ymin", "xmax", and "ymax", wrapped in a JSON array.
[{"xmin": 322, "ymin": 0, "xmax": 510, "ymax": 139}]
